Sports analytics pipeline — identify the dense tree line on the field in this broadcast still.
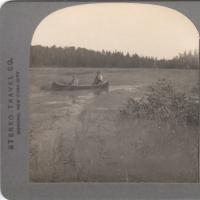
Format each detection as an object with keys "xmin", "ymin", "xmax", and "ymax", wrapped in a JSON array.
[{"xmin": 30, "ymin": 45, "xmax": 199, "ymax": 69}]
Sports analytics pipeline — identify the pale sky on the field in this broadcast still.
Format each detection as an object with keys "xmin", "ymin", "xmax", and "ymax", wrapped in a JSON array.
[{"xmin": 32, "ymin": 3, "xmax": 199, "ymax": 59}]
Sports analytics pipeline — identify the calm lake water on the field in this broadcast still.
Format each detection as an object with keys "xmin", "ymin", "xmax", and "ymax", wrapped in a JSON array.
[
  {"xmin": 30, "ymin": 84, "xmax": 142, "ymax": 117},
  {"xmin": 30, "ymin": 67, "xmax": 198, "ymax": 118}
]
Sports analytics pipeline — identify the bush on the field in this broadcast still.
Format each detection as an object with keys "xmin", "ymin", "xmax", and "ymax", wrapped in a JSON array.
[{"xmin": 121, "ymin": 78, "xmax": 199, "ymax": 126}]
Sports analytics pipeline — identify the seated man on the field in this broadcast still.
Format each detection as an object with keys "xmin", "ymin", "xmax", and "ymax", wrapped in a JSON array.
[
  {"xmin": 93, "ymin": 71, "xmax": 103, "ymax": 85},
  {"xmin": 69, "ymin": 75, "xmax": 79, "ymax": 86}
]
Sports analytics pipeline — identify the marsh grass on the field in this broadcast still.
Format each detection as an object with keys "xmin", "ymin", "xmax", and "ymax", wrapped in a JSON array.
[{"xmin": 30, "ymin": 68, "xmax": 199, "ymax": 182}]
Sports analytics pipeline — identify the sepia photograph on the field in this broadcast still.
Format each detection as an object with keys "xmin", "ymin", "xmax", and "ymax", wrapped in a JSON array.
[{"xmin": 29, "ymin": 3, "xmax": 199, "ymax": 183}]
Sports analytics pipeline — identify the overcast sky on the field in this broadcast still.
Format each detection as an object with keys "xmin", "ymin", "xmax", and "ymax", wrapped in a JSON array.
[{"xmin": 32, "ymin": 3, "xmax": 199, "ymax": 59}]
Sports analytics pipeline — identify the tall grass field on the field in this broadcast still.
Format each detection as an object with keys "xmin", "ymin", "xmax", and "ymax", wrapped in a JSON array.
[{"xmin": 29, "ymin": 67, "xmax": 199, "ymax": 182}]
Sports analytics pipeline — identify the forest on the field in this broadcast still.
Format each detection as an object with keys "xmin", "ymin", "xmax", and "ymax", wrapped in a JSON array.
[{"xmin": 30, "ymin": 45, "xmax": 199, "ymax": 69}]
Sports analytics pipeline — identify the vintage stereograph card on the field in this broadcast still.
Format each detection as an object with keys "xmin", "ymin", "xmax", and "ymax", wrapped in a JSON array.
[{"xmin": 1, "ymin": 1, "xmax": 200, "ymax": 199}]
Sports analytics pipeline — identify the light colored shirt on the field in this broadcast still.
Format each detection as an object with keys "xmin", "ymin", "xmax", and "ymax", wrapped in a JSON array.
[
  {"xmin": 71, "ymin": 78, "xmax": 79, "ymax": 86},
  {"xmin": 98, "ymin": 74, "xmax": 103, "ymax": 81}
]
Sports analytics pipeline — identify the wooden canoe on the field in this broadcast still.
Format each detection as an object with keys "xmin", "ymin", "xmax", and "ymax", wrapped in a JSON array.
[{"xmin": 51, "ymin": 81, "xmax": 109, "ymax": 91}]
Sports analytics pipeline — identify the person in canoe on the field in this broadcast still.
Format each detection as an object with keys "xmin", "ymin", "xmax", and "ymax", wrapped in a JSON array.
[
  {"xmin": 69, "ymin": 75, "xmax": 79, "ymax": 86},
  {"xmin": 93, "ymin": 71, "xmax": 104, "ymax": 85}
]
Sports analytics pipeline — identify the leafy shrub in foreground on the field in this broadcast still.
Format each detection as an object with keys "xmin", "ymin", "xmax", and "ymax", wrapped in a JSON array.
[{"xmin": 121, "ymin": 78, "xmax": 199, "ymax": 126}]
